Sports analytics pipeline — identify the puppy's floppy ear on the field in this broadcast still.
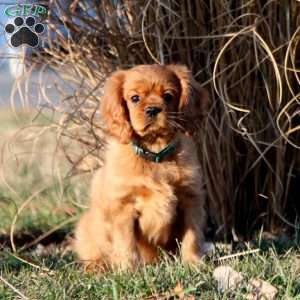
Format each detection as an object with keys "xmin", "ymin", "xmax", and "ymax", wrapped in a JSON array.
[
  {"xmin": 100, "ymin": 70, "xmax": 133, "ymax": 144},
  {"xmin": 167, "ymin": 64, "xmax": 209, "ymax": 133}
]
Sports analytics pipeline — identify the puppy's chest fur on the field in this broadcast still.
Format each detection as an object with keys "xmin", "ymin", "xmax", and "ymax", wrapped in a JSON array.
[
  {"xmin": 132, "ymin": 156, "xmax": 197, "ymax": 245},
  {"xmin": 105, "ymin": 139, "xmax": 200, "ymax": 245}
]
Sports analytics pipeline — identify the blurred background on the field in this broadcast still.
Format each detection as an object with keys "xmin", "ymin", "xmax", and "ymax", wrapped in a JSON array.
[{"xmin": 0, "ymin": 0, "xmax": 299, "ymax": 248}]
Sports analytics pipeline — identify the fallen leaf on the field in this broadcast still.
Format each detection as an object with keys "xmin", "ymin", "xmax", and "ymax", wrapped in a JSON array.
[
  {"xmin": 173, "ymin": 282, "xmax": 185, "ymax": 299},
  {"xmin": 246, "ymin": 278, "xmax": 278, "ymax": 300},
  {"xmin": 172, "ymin": 283, "xmax": 196, "ymax": 299},
  {"xmin": 213, "ymin": 266, "xmax": 243, "ymax": 292}
]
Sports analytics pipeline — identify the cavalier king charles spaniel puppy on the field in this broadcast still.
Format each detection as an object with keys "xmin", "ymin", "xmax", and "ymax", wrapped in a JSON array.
[{"xmin": 75, "ymin": 64, "xmax": 209, "ymax": 271}]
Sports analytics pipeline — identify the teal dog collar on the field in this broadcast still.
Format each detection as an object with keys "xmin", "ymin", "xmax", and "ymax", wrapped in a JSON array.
[{"xmin": 132, "ymin": 139, "xmax": 179, "ymax": 163}]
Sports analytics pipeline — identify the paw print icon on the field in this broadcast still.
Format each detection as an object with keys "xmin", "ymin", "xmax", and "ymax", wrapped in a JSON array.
[{"xmin": 5, "ymin": 16, "xmax": 45, "ymax": 48}]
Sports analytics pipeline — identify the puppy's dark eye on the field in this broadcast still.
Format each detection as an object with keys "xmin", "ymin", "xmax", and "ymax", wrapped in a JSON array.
[
  {"xmin": 131, "ymin": 95, "xmax": 140, "ymax": 103},
  {"xmin": 163, "ymin": 93, "xmax": 173, "ymax": 103}
]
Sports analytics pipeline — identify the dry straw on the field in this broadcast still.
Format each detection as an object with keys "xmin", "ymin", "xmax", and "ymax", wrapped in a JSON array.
[{"xmin": 12, "ymin": 0, "xmax": 300, "ymax": 238}]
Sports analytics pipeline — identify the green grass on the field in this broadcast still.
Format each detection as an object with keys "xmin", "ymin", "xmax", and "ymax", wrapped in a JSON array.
[
  {"xmin": 1, "ymin": 241, "xmax": 300, "ymax": 299},
  {"xmin": 1, "ymin": 110, "xmax": 300, "ymax": 299}
]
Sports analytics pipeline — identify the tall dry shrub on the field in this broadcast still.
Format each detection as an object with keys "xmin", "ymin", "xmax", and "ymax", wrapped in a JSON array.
[{"xmin": 24, "ymin": 0, "xmax": 300, "ymax": 238}]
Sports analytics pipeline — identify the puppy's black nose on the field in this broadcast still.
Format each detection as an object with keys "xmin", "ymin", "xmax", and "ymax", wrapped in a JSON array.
[{"xmin": 145, "ymin": 106, "xmax": 162, "ymax": 118}]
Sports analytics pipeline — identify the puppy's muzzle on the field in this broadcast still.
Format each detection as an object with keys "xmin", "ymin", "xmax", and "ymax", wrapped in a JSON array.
[{"xmin": 145, "ymin": 106, "xmax": 162, "ymax": 118}]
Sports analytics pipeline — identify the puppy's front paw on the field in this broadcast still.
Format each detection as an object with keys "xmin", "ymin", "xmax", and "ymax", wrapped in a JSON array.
[
  {"xmin": 83, "ymin": 261, "xmax": 107, "ymax": 273},
  {"xmin": 113, "ymin": 251, "xmax": 141, "ymax": 271},
  {"xmin": 182, "ymin": 251, "xmax": 203, "ymax": 265}
]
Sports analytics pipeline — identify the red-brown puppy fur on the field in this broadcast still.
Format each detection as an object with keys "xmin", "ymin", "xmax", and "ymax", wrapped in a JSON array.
[{"xmin": 75, "ymin": 64, "xmax": 208, "ymax": 271}]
